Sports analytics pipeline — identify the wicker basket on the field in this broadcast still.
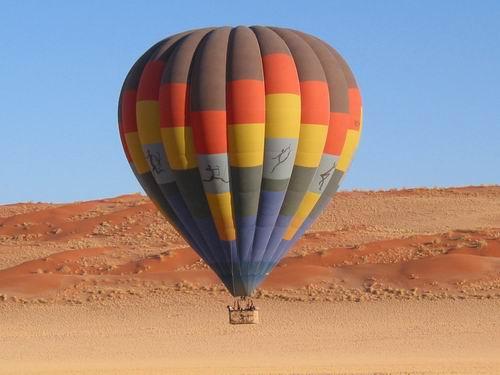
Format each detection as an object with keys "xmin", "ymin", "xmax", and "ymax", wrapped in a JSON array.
[{"xmin": 228, "ymin": 308, "xmax": 259, "ymax": 324}]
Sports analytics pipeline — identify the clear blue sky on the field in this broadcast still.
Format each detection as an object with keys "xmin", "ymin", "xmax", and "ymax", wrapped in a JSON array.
[{"xmin": 1, "ymin": 0, "xmax": 499, "ymax": 204}]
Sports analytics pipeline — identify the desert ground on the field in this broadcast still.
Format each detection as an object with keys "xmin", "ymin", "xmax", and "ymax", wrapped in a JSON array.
[{"xmin": 0, "ymin": 186, "xmax": 499, "ymax": 374}]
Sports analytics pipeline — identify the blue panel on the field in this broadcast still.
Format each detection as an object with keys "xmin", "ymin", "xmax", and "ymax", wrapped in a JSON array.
[
  {"xmin": 195, "ymin": 217, "xmax": 232, "ymax": 277},
  {"xmin": 234, "ymin": 215, "xmax": 257, "ymax": 270},
  {"xmin": 165, "ymin": 192, "xmax": 228, "ymax": 276},
  {"xmin": 263, "ymin": 215, "xmax": 314, "ymax": 277},
  {"xmin": 250, "ymin": 190, "xmax": 286, "ymax": 266},
  {"xmin": 262, "ymin": 214, "xmax": 293, "ymax": 260},
  {"xmin": 219, "ymin": 240, "xmax": 252, "ymax": 296},
  {"xmin": 136, "ymin": 174, "xmax": 197, "ymax": 250}
]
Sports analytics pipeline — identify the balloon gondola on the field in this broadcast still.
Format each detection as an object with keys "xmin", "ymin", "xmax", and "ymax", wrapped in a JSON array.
[{"xmin": 118, "ymin": 26, "xmax": 362, "ymax": 322}]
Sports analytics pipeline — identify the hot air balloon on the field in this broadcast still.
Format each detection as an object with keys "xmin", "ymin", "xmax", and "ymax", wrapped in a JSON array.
[{"xmin": 118, "ymin": 26, "xmax": 362, "ymax": 309}]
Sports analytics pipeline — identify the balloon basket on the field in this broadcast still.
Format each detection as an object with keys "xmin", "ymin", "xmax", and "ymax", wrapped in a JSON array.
[
  {"xmin": 228, "ymin": 308, "xmax": 259, "ymax": 324},
  {"xmin": 227, "ymin": 298, "xmax": 259, "ymax": 324}
]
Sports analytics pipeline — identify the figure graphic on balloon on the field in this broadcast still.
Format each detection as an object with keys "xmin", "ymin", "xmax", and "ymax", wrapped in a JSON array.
[
  {"xmin": 203, "ymin": 165, "xmax": 229, "ymax": 184},
  {"xmin": 271, "ymin": 144, "xmax": 292, "ymax": 173},
  {"xmin": 118, "ymin": 26, "xmax": 362, "ymax": 323},
  {"xmin": 145, "ymin": 149, "xmax": 164, "ymax": 176},
  {"xmin": 319, "ymin": 163, "xmax": 336, "ymax": 191}
]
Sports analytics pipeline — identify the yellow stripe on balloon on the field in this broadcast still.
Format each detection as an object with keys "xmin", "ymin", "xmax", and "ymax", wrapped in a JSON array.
[
  {"xmin": 124, "ymin": 132, "xmax": 150, "ymax": 174},
  {"xmin": 337, "ymin": 127, "xmax": 362, "ymax": 172},
  {"xmin": 136, "ymin": 100, "xmax": 162, "ymax": 144},
  {"xmin": 228, "ymin": 123, "xmax": 265, "ymax": 167},
  {"xmin": 294, "ymin": 124, "xmax": 328, "ymax": 167},
  {"xmin": 206, "ymin": 192, "xmax": 236, "ymax": 241},
  {"xmin": 283, "ymin": 191, "xmax": 320, "ymax": 240},
  {"xmin": 284, "ymin": 111, "xmax": 363, "ymax": 241},
  {"xmin": 264, "ymin": 94, "xmax": 301, "ymax": 139},
  {"xmin": 161, "ymin": 127, "xmax": 197, "ymax": 170}
]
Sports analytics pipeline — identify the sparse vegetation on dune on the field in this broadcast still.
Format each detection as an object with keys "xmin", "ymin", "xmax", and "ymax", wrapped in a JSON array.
[{"xmin": 0, "ymin": 186, "xmax": 499, "ymax": 305}]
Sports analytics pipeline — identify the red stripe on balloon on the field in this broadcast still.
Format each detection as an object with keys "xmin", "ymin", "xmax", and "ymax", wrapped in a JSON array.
[
  {"xmin": 323, "ymin": 112, "xmax": 351, "ymax": 156},
  {"xmin": 159, "ymin": 83, "xmax": 190, "ymax": 128},
  {"xmin": 118, "ymin": 126, "xmax": 132, "ymax": 162},
  {"xmin": 121, "ymin": 90, "xmax": 138, "ymax": 133},
  {"xmin": 226, "ymin": 80, "xmax": 265, "ymax": 124},
  {"xmin": 299, "ymin": 81, "xmax": 330, "ymax": 125},
  {"xmin": 190, "ymin": 111, "xmax": 227, "ymax": 154},
  {"xmin": 136, "ymin": 61, "xmax": 165, "ymax": 101},
  {"xmin": 348, "ymin": 88, "xmax": 362, "ymax": 130},
  {"xmin": 261, "ymin": 53, "xmax": 300, "ymax": 94}
]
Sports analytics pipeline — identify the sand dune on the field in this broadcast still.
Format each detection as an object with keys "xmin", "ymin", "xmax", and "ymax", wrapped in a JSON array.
[
  {"xmin": 0, "ymin": 186, "xmax": 499, "ymax": 302},
  {"xmin": 0, "ymin": 186, "xmax": 499, "ymax": 374}
]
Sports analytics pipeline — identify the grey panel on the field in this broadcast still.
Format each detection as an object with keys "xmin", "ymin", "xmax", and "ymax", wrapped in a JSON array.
[
  {"xmin": 250, "ymin": 26, "xmax": 292, "ymax": 56},
  {"xmin": 261, "ymin": 178, "xmax": 289, "ymax": 192},
  {"xmin": 173, "ymin": 169, "xmax": 211, "ymax": 218},
  {"xmin": 280, "ymin": 166, "xmax": 316, "ymax": 216},
  {"xmin": 230, "ymin": 166, "xmax": 262, "ymax": 217},
  {"xmin": 324, "ymin": 169, "xmax": 344, "ymax": 196},
  {"xmin": 158, "ymin": 182, "xmax": 179, "ymax": 197},
  {"xmin": 262, "ymin": 138, "xmax": 298, "ymax": 180},
  {"xmin": 308, "ymin": 154, "xmax": 339, "ymax": 194},
  {"xmin": 142, "ymin": 143, "xmax": 175, "ymax": 184},
  {"xmin": 290, "ymin": 30, "xmax": 350, "ymax": 113},
  {"xmin": 161, "ymin": 29, "xmax": 213, "ymax": 84},
  {"xmin": 121, "ymin": 40, "xmax": 166, "ymax": 92},
  {"xmin": 227, "ymin": 26, "xmax": 264, "ymax": 81},
  {"xmin": 197, "ymin": 153, "xmax": 231, "ymax": 194},
  {"xmin": 270, "ymin": 28, "xmax": 327, "ymax": 82},
  {"xmin": 309, "ymin": 170, "xmax": 343, "ymax": 219},
  {"xmin": 150, "ymin": 31, "xmax": 192, "ymax": 62},
  {"xmin": 189, "ymin": 28, "xmax": 231, "ymax": 111}
]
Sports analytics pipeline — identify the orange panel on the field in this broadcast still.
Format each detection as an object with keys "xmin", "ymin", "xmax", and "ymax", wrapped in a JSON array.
[
  {"xmin": 159, "ymin": 83, "xmax": 189, "ymax": 128},
  {"xmin": 190, "ymin": 111, "xmax": 227, "ymax": 154},
  {"xmin": 121, "ymin": 90, "xmax": 137, "ymax": 133},
  {"xmin": 323, "ymin": 112, "xmax": 351, "ymax": 156},
  {"xmin": 299, "ymin": 81, "xmax": 330, "ymax": 125},
  {"xmin": 262, "ymin": 53, "xmax": 300, "ymax": 94},
  {"xmin": 226, "ymin": 80, "xmax": 265, "ymax": 124},
  {"xmin": 118, "ymin": 125, "xmax": 132, "ymax": 162},
  {"xmin": 348, "ymin": 88, "xmax": 362, "ymax": 130},
  {"xmin": 136, "ymin": 61, "xmax": 165, "ymax": 101}
]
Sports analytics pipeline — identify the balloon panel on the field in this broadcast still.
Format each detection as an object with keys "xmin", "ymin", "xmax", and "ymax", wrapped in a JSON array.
[{"xmin": 118, "ymin": 26, "xmax": 362, "ymax": 296}]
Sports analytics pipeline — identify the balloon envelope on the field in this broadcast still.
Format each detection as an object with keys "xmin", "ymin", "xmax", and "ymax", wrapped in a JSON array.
[{"xmin": 118, "ymin": 26, "xmax": 362, "ymax": 296}]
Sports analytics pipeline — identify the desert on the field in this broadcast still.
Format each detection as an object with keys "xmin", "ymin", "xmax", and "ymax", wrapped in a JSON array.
[{"xmin": 0, "ymin": 185, "xmax": 499, "ymax": 374}]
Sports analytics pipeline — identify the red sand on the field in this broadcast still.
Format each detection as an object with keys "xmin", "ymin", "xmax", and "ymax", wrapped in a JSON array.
[
  {"xmin": 0, "ymin": 186, "xmax": 499, "ymax": 374},
  {"xmin": 1, "ymin": 186, "xmax": 498, "ymax": 301}
]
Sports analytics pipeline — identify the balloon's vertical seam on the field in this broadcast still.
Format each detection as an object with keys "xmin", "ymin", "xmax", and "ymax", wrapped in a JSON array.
[
  {"xmin": 264, "ymin": 31, "xmax": 363, "ymax": 267},
  {"xmin": 159, "ymin": 29, "xmax": 234, "ymax": 288},
  {"xmin": 119, "ymin": 37, "xmax": 196, "ymax": 248},
  {"xmin": 136, "ymin": 34, "xmax": 208, "ymax": 252},
  {"xmin": 226, "ymin": 26, "xmax": 266, "ymax": 293},
  {"xmin": 189, "ymin": 28, "xmax": 240, "ymax": 295},
  {"xmin": 256, "ymin": 28, "xmax": 331, "ymax": 279},
  {"xmin": 155, "ymin": 29, "xmax": 228, "ymax": 281},
  {"xmin": 247, "ymin": 26, "xmax": 301, "ymax": 290}
]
